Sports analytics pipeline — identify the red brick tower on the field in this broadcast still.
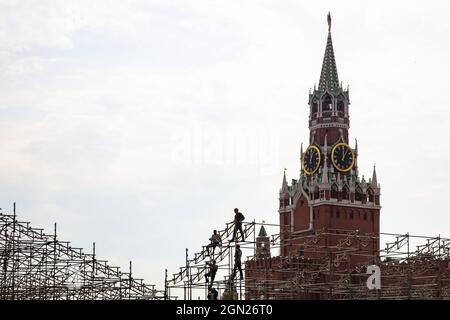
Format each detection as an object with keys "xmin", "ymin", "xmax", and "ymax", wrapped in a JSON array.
[{"xmin": 278, "ymin": 13, "xmax": 381, "ymax": 262}]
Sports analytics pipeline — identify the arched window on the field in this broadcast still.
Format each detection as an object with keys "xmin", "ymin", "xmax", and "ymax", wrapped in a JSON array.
[
  {"xmin": 355, "ymin": 187, "xmax": 364, "ymax": 202},
  {"xmin": 312, "ymin": 99, "xmax": 318, "ymax": 115},
  {"xmin": 367, "ymin": 188, "xmax": 374, "ymax": 202},
  {"xmin": 331, "ymin": 183, "xmax": 338, "ymax": 199},
  {"xmin": 337, "ymin": 96, "xmax": 345, "ymax": 115},
  {"xmin": 313, "ymin": 188, "xmax": 319, "ymax": 200},
  {"xmin": 322, "ymin": 94, "xmax": 333, "ymax": 114},
  {"xmin": 342, "ymin": 185, "xmax": 349, "ymax": 201}
]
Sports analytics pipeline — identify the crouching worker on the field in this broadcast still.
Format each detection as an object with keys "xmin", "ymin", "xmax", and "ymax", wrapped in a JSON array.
[{"xmin": 206, "ymin": 230, "xmax": 222, "ymax": 256}]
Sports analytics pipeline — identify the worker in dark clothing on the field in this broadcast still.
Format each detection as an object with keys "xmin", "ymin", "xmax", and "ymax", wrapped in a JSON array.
[
  {"xmin": 205, "ymin": 260, "xmax": 218, "ymax": 290},
  {"xmin": 206, "ymin": 230, "xmax": 222, "ymax": 256},
  {"xmin": 231, "ymin": 244, "xmax": 243, "ymax": 280},
  {"xmin": 208, "ymin": 287, "xmax": 218, "ymax": 300},
  {"xmin": 230, "ymin": 208, "xmax": 245, "ymax": 242}
]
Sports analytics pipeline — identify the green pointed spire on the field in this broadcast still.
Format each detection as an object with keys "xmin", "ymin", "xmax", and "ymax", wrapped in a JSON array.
[
  {"xmin": 258, "ymin": 225, "xmax": 267, "ymax": 237},
  {"xmin": 319, "ymin": 12, "xmax": 339, "ymax": 91}
]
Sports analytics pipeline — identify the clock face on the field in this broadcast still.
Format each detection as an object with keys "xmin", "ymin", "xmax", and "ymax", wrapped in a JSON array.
[
  {"xmin": 302, "ymin": 145, "xmax": 321, "ymax": 175},
  {"xmin": 331, "ymin": 142, "xmax": 355, "ymax": 172}
]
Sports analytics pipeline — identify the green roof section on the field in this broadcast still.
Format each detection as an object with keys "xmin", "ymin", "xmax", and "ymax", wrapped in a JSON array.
[
  {"xmin": 258, "ymin": 225, "xmax": 268, "ymax": 237},
  {"xmin": 318, "ymin": 13, "xmax": 339, "ymax": 91}
]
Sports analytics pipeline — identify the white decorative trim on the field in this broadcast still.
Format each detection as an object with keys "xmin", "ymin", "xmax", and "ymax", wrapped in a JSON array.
[
  {"xmin": 310, "ymin": 122, "xmax": 349, "ymax": 131},
  {"xmin": 309, "ymin": 199, "xmax": 381, "ymax": 210}
]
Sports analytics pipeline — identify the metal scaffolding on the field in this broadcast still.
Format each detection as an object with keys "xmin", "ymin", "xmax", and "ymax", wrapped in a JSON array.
[
  {"xmin": 165, "ymin": 220, "xmax": 264, "ymax": 300},
  {"xmin": 0, "ymin": 204, "xmax": 164, "ymax": 300},
  {"xmin": 166, "ymin": 220, "xmax": 450, "ymax": 300},
  {"xmin": 3, "ymin": 200, "xmax": 448, "ymax": 300}
]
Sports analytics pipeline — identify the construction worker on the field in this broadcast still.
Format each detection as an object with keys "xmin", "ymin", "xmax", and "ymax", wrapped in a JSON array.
[
  {"xmin": 205, "ymin": 260, "xmax": 218, "ymax": 290},
  {"xmin": 230, "ymin": 208, "xmax": 245, "ymax": 242},
  {"xmin": 222, "ymin": 279, "xmax": 238, "ymax": 300},
  {"xmin": 208, "ymin": 287, "xmax": 218, "ymax": 300},
  {"xmin": 231, "ymin": 244, "xmax": 243, "ymax": 280},
  {"xmin": 206, "ymin": 230, "xmax": 222, "ymax": 256}
]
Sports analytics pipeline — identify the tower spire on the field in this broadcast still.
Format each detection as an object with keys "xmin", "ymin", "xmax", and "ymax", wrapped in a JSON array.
[
  {"xmin": 372, "ymin": 164, "xmax": 378, "ymax": 188},
  {"xmin": 258, "ymin": 225, "xmax": 268, "ymax": 237},
  {"xmin": 319, "ymin": 12, "xmax": 339, "ymax": 91},
  {"xmin": 281, "ymin": 168, "xmax": 288, "ymax": 193},
  {"xmin": 327, "ymin": 11, "xmax": 332, "ymax": 32}
]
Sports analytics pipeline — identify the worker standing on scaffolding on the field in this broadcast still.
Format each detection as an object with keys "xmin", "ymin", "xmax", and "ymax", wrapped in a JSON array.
[
  {"xmin": 208, "ymin": 287, "xmax": 218, "ymax": 300},
  {"xmin": 231, "ymin": 244, "xmax": 243, "ymax": 280},
  {"xmin": 206, "ymin": 230, "xmax": 222, "ymax": 256},
  {"xmin": 230, "ymin": 208, "xmax": 245, "ymax": 242},
  {"xmin": 205, "ymin": 260, "xmax": 218, "ymax": 290}
]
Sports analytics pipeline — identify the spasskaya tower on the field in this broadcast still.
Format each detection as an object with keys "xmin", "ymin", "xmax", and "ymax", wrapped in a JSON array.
[{"xmin": 278, "ymin": 13, "xmax": 381, "ymax": 260}]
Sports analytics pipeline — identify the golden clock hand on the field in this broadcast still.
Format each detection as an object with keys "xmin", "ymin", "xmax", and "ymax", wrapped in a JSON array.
[{"xmin": 342, "ymin": 148, "xmax": 348, "ymax": 161}]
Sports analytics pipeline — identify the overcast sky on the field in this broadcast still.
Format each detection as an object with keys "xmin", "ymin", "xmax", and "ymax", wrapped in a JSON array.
[{"xmin": 1, "ymin": 0, "xmax": 450, "ymax": 291}]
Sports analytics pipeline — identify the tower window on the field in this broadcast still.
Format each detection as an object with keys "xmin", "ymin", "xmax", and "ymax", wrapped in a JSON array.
[
  {"xmin": 322, "ymin": 94, "xmax": 332, "ymax": 113},
  {"xmin": 355, "ymin": 187, "xmax": 364, "ymax": 202},
  {"xmin": 337, "ymin": 96, "xmax": 345, "ymax": 114},
  {"xmin": 342, "ymin": 186, "xmax": 349, "ymax": 201},
  {"xmin": 368, "ymin": 188, "xmax": 374, "ymax": 202},
  {"xmin": 313, "ymin": 188, "xmax": 319, "ymax": 200},
  {"xmin": 312, "ymin": 101, "xmax": 318, "ymax": 114},
  {"xmin": 331, "ymin": 184, "xmax": 338, "ymax": 199}
]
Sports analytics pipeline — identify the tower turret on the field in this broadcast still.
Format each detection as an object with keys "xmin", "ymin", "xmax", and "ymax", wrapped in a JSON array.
[{"xmin": 256, "ymin": 224, "xmax": 271, "ymax": 259}]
